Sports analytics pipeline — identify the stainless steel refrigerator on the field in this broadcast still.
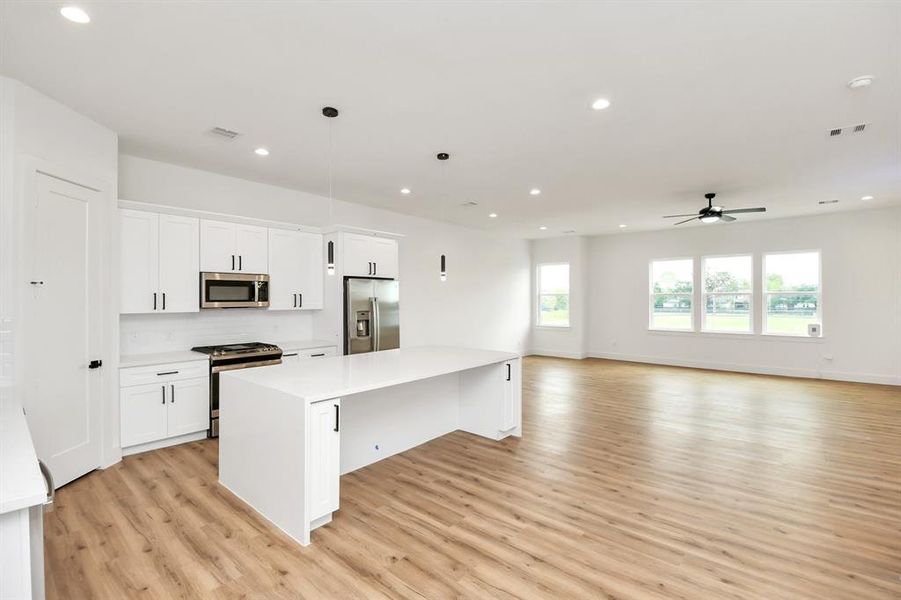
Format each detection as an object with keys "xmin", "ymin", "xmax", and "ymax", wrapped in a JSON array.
[{"xmin": 344, "ymin": 278, "xmax": 400, "ymax": 354}]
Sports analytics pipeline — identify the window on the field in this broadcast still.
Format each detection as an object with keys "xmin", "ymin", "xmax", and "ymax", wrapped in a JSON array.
[
  {"xmin": 763, "ymin": 251, "xmax": 821, "ymax": 336},
  {"xmin": 649, "ymin": 258, "xmax": 693, "ymax": 330},
  {"xmin": 537, "ymin": 263, "xmax": 570, "ymax": 327},
  {"xmin": 702, "ymin": 255, "xmax": 753, "ymax": 333}
]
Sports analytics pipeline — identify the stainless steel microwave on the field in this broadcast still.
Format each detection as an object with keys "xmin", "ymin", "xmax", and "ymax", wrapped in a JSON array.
[{"xmin": 200, "ymin": 272, "xmax": 270, "ymax": 309}]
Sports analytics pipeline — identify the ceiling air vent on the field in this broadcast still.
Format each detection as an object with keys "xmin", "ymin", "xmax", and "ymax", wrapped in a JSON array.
[
  {"xmin": 460, "ymin": 201, "xmax": 478, "ymax": 207},
  {"xmin": 209, "ymin": 126, "xmax": 241, "ymax": 140},
  {"xmin": 829, "ymin": 127, "xmax": 842, "ymax": 137},
  {"xmin": 818, "ymin": 199, "xmax": 839, "ymax": 205},
  {"xmin": 563, "ymin": 229, "xmax": 577, "ymax": 234},
  {"xmin": 851, "ymin": 123, "xmax": 868, "ymax": 133}
]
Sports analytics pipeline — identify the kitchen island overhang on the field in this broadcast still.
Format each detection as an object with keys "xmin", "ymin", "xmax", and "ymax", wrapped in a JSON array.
[{"xmin": 218, "ymin": 346, "xmax": 522, "ymax": 546}]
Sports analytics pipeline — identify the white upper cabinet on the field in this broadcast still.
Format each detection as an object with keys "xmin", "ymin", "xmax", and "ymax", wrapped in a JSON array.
[
  {"xmin": 120, "ymin": 209, "xmax": 199, "ymax": 314},
  {"xmin": 268, "ymin": 229, "xmax": 323, "ymax": 310},
  {"xmin": 120, "ymin": 209, "xmax": 159, "ymax": 313},
  {"xmin": 236, "ymin": 224, "xmax": 268, "ymax": 274},
  {"xmin": 342, "ymin": 233, "xmax": 398, "ymax": 278},
  {"xmin": 200, "ymin": 219, "xmax": 268, "ymax": 273},
  {"xmin": 158, "ymin": 214, "xmax": 201, "ymax": 312}
]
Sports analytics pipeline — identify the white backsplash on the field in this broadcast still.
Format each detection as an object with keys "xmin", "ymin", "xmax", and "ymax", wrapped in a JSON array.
[{"xmin": 120, "ymin": 311, "xmax": 315, "ymax": 355}]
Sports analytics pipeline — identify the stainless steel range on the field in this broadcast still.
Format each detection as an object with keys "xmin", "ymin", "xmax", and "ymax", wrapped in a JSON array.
[{"xmin": 191, "ymin": 342, "xmax": 282, "ymax": 437}]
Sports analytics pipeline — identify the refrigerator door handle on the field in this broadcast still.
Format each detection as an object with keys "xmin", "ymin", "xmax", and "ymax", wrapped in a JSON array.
[{"xmin": 371, "ymin": 296, "xmax": 380, "ymax": 351}]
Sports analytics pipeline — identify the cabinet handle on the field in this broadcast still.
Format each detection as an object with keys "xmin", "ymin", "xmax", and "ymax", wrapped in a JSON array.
[
  {"xmin": 293, "ymin": 293, "xmax": 297, "ymax": 308},
  {"xmin": 283, "ymin": 353, "xmax": 298, "ymax": 357},
  {"xmin": 334, "ymin": 404, "xmax": 340, "ymax": 432},
  {"xmin": 171, "ymin": 384, "xmax": 175, "ymax": 403},
  {"xmin": 161, "ymin": 385, "xmax": 166, "ymax": 404},
  {"xmin": 311, "ymin": 353, "xmax": 326, "ymax": 357},
  {"xmin": 231, "ymin": 255, "xmax": 235, "ymax": 270},
  {"xmin": 162, "ymin": 292, "xmax": 166, "ymax": 310},
  {"xmin": 506, "ymin": 363, "xmax": 511, "ymax": 381},
  {"xmin": 239, "ymin": 255, "xmax": 243, "ymax": 271},
  {"xmin": 374, "ymin": 262, "xmax": 377, "ymax": 275},
  {"xmin": 298, "ymin": 293, "xmax": 302, "ymax": 308},
  {"xmin": 156, "ymin": 370, "xmax": 178, "ymax": 376},
  {"xmin": 153, "ymin": 292, "xmax": 157, "ymax": 310}
]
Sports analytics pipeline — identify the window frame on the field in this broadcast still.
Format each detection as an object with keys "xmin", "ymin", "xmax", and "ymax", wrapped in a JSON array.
[
  {"xmin": 700, "ymin": 253, "xmax": 754, "ymax": 335},
  {"xmin": 761, "ymin": 249, "xmax": 822, "ymax": 338},
  {"xmin": 648, "ymin": 257, "xmax": 695, "ymax": 332},
  {"xmin": 536, "ymin": 262, "xmax": 571, "ymax": 329}
]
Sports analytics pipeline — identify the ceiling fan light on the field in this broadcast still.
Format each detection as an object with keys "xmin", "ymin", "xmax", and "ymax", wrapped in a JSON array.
[{"xmin": 700, "ymin": 215, "xmax": 720, "ymax": 223}]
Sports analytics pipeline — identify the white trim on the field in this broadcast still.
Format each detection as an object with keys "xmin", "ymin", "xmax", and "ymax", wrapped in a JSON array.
[
  {"xmin": 586, "ymin": 351, "xmax": 900, "ymax": 386},
  {"xmin": 121, "ymin": 431, "xmax": 207, "ymax": 457},
  {"xmin": 527, "ymin": 348, "xmax": 587, "ymax": 360}
]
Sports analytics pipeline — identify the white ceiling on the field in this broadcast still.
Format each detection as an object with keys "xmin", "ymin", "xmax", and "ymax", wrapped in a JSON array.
[{"xmin": 2, "ymin": 1, "xmax": 899, "ymax": 238}]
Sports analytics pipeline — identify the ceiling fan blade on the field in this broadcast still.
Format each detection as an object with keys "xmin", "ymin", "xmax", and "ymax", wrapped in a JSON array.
[
  {"xmin": 720, "ymin": 214, "xmax": 736, "ymax": 222},
  {"xmin": 673, "ymin": 216, "xmax": 699, "ymax": 226},
  {"xmin": 662, "ymin": 213, "xmax": 698, "ymax": 218},
  {"xmin": 721, "ymin": 207, "xmax": 766, "ymax": 214}
]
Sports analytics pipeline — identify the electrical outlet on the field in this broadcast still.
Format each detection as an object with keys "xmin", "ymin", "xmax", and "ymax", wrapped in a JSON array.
[{"xmin": 374, "ymin": 444, "xmax": 380, "ymax": 451}]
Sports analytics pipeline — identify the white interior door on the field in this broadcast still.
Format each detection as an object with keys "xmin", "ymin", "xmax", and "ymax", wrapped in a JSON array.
[
  {"xmin": 158, "ymin": 214, "xmax": 199, "ymax": 313},
  {"xmin": 22, "ymin": 173, "xmax": 103, "ymax": 487}
]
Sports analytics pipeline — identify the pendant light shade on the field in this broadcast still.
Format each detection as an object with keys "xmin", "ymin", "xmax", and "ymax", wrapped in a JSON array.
[
  {"xmin": 440, "ymin": 254, "xmax": 447, "ymax": 282},
  {"xmin": 437, "ymin": 152, "xmax": 450, "ymax": 283},
  {"xmin": 327, "ymin": 240, "xmax": 335, "ymax": 275}
]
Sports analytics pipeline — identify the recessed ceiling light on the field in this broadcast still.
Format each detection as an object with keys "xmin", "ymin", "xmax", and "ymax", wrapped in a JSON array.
[
  {"xmin": 529, "ymin": 188, "xmax": 541, "ymax": 196},
  {"xmin": 618, "ymin": 224, "xmax": 627, "ymax": 229},
  {"xmin": 848, "ymin": 75, "xmax": 874, "ymax": 89},
  {"xmin": 861, "ymin": 195, "xmax": 874, "ymax": 201},
  {"xmin": 254, "ymin": 147, "xmax": 270, "ymax": 156},
  {"xmin": 539, "ymin": 226, "xmax": 547, "ymax": 230},
  {"xmin": 60, "ymin": 6, "xmax": 90, "ymax": 23},
  {"xmin": 488, "ymin": 213, "xmax": 498, "ymax": 218},
  {"xmin": 591, "ymin": 98, "xmax": 611, "ymax": 111},
  {"xmin": 400, "ymin": 188, "xmax": 411, "ymax": 195}
]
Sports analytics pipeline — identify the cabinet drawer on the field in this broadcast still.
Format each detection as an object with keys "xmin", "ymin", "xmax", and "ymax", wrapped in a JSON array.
[
  {"xmin": 282, "ymin": 346, "xmax": 337, "ymax": 360},
  {"xmin": 120, "ymin": 360, "xmax": 209, "ymax": 387}
]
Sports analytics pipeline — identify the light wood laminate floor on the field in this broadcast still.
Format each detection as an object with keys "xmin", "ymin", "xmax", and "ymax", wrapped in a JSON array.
[{"xmin": 45, "ymin": 357, "xmax": 901, "ymax": 599}]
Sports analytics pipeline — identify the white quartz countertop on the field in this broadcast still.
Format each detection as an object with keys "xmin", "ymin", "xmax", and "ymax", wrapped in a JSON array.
[
  {"xmin": 120, "ymin": 340, "xmax": 338, "ymax": 369},
  {"xmin": 222, "ymin": 345, "xmax": 519, "ymax": 403},
  {"xmin": 0, "ymin": 390, "xmax": 47, "ymax": 514}
]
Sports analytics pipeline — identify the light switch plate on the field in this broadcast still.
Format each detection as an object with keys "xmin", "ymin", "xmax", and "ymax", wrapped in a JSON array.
[{"xmin": 807, "ymin": 323, "xmax": 821, "ymax": 337}]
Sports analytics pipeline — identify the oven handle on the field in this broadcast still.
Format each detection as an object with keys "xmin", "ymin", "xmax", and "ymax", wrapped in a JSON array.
[{"xmin": 212, "ymin": 358, "xmax": 282, "ymax": 373}]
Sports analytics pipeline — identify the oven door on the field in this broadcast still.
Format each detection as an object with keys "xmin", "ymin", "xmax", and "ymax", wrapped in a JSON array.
[{"xmin": 201, "ymin": 272, "xmax": 270, "ymax": 308}]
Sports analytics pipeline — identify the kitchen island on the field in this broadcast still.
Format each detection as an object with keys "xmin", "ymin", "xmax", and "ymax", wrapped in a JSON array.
[{"xmin": 218, "ymin": 346, "xmax": 522, "ymax": 546}]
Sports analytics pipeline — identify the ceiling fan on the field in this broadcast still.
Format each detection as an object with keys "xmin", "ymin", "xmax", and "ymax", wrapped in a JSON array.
[{"xmin": 663, "ymin": 193, "xmax": 766, "ymax": 225}]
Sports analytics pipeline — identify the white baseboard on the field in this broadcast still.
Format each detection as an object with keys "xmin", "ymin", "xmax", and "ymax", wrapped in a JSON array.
[
  {"xmin": 586, "ymin": 351, "xmax": 900, "ymax": 386},
  {"xmin": 122, "ymin": 430, "xmax": 208, "ymax": 457},
  {"xmin": 527, "ymin": 348, "xmax": 588, "ymax": 360}
]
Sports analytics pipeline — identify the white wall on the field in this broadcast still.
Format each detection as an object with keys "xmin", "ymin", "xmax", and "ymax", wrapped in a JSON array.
[
  {"xmin": 529, "ymin": 236, "xmax": 588, "ymax": 359},
  {"xmin": 586, "ymin": 208, "xmax": 901, "ymax": 384},
  {"xmin": 118, "ymin": 155, "xmax": 531, "ymax": 355},
  {"xmin": 0, "ymin": 77, "xmax": 120, "ymax": 463}
]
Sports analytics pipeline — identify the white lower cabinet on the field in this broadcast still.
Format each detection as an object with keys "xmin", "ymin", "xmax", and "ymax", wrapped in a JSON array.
[
  {"xmin": 308, "ymin": 398, "xmax": 340, "ymax": 521},
  {"xmin": 282, "ymin": 346, "xmax": 337, "ymax": 366},
  {"xmin": 120, "ymin": 361, "xmax": 209, "ymax": 450}
]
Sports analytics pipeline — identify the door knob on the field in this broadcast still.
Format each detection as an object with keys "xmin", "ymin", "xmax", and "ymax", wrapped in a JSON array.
[{"xmin": 89, "ymin": 360, "xmax": 103, "ymax": 369}]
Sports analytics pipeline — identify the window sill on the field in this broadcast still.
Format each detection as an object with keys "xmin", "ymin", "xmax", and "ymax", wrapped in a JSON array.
[
  {"xmin": 760, "ymin": 333, "xmax": 826, "ymax": 342},
  {"xmin": 647, "ymin": 327, "xmax": 694, "ymax": 334},
  {"xmin": 700, "ymin": 330, "xmax": 754, "ymax": 336},
  {"xmin": 535, "ymin": 325, "xmax": 572, "ymax": 330},
  {"xmin": 646, "ymin": 329, "xmax": 826, "ymax": 342}
]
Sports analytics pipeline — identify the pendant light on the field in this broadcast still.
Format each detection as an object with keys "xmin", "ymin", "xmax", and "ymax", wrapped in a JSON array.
[
  {"xmin": 323, "ymin": 106, "xmax": 339, "ymax": 275},
  {"xmin": 437, "ymin": 152, "xmax": 450, "ymax": 282}
]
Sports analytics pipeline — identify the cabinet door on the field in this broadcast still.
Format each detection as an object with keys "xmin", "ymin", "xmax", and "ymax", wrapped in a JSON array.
[
  {"xmin": 158, "ymin": 214, "xmax": 200, "ymax": 313},
  {"xmin": 500, "ymin": 359, "xmax": 521, "ymax": 434},
  {"xmin": 200, "ymin": 219, "xmax": 237, "ymax": 272},
  {"xmin": 297, "ymin": 232, "xmax": 323, "ymax": 309},
  {"xmin": 120, "ymin": 209, "xmax": 159, "ymax": 314},
  {"xmin": 370, "ymin": 237, "xmax": 398, "ymax": 279},
  {"xmin": 235, "ymin": 224, "xmax": 268, "ymax": 274},
  {"xmin": 308, "ymin": 398, "xmax": 340, "ymax": 520},
  {"xmin": 166, "ymin": 377, "xmax": 210, "ymax": 437},
  {"xmin": 342, "ymin": 233, "xmax": 374, "ymax": 277},
  {"xmin": 268, "ymin": 229, "xmax": 303, "ymax": 310},
  {"xmin": 121, "ymin": 383, "xmax": 168, "ymax": 447}
]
